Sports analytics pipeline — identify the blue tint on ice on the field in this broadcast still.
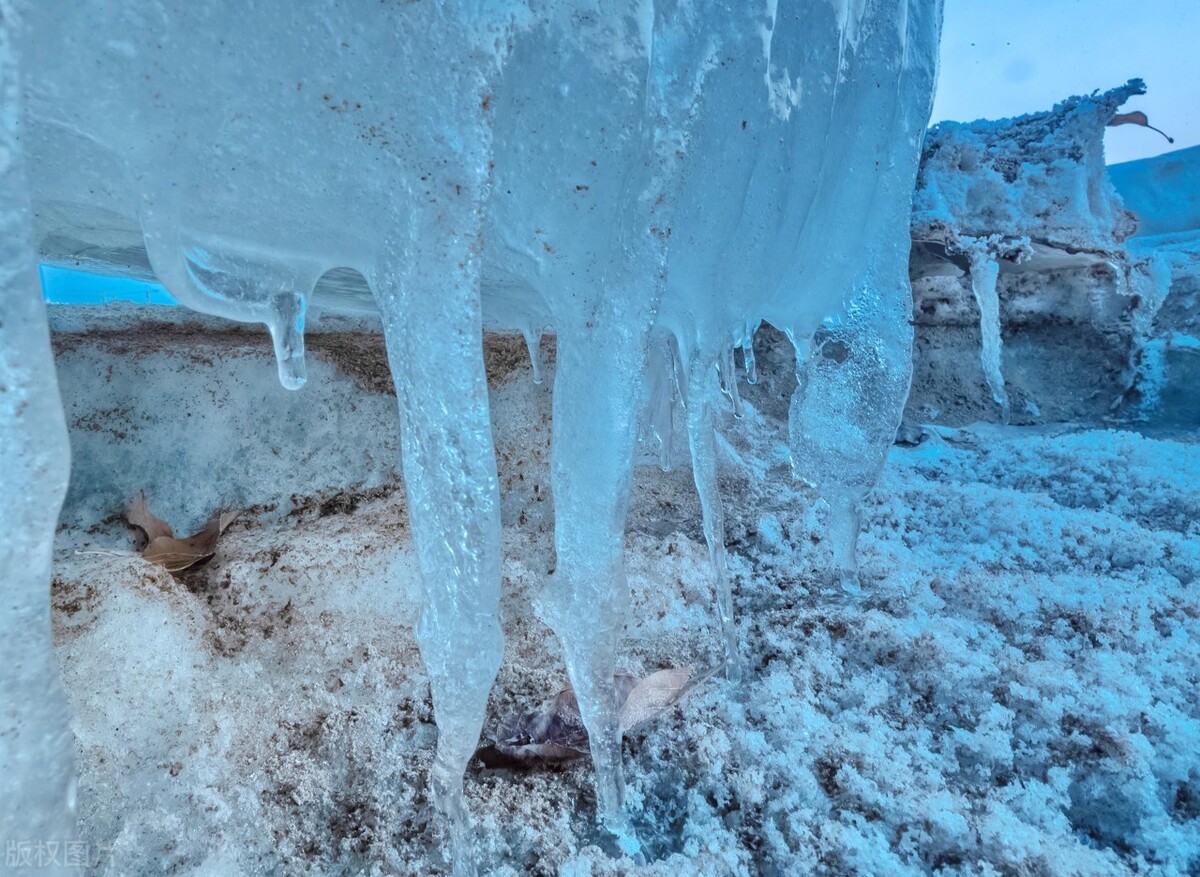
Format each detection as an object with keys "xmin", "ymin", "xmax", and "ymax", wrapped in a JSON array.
[{"xmin": 40, "ymin": 264, "xmax": 176, "ymax": 306}]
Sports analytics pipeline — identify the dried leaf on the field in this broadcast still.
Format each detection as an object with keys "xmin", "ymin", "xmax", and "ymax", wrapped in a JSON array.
[
  {"xmin": 127, "ymin": 490, "xmax": 174, "ymax": 549},
  {"xmin": 618, "ymin": 667, "xmax": 695, "ymax": 734},
  {"xmin": 142, "ymin": 532, "xmax": 219, "ymax": 572},
  {"xmin": 477, "ymin": 667, "xmax": 703, "ymax": 770},
  {"xmin": 1108, "ymin": 110, "xmax": 1175, "ymax": 143},
  {"xmin": 130, "ymin": 495, "xmax": 239, "ymax": 573}
]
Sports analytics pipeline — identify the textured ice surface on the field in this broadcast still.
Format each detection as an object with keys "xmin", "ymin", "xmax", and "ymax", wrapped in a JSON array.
[
  {"xmin": 0, "ymin": 5, "xmax": 77, "ymax": 866},
  {"xmin": 8, "ymin": 1, "xmax": 941, "ymax": 867}
]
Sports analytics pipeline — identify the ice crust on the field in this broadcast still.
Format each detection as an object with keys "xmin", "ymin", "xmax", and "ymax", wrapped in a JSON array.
[{"xmin": 5, "ymin": 1, "xmax": 941, "ymax": 868}]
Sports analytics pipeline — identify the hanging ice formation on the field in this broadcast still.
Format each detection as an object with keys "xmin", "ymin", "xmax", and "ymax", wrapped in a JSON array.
[
  {"xmin": 0, "ymin": 1, "xmax": 78, "ymax": 864},
  {"xmin": 4, "ymin": 1, "xmax": 942, "ymax": 870}
]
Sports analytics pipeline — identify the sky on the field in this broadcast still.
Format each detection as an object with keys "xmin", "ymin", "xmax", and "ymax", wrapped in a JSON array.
[{"xmin": 934, "ymin": 0, "xmax": 1200, "ymax": 165}]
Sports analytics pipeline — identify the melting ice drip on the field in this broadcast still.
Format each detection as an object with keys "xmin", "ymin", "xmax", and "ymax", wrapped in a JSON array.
[{"xmin": 4, "ymin": 1, "xmax": 942, "ymax": 872}]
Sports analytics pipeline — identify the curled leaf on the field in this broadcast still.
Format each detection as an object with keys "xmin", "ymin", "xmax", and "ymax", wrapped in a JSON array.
[
  {"xmin": 127, "ymin": 490, "xmax": 174, "ymax": 550},
  {"xmin": 618, "ymin": 667, "xmax": 696, "ymax": 734},
  {"xmin": 1108, "ymin": 110, "xmax": 1175, "ymax": 143},
  {"xmin": 128, "ymin": 495, "xmax": 239, "ymax": 573}
]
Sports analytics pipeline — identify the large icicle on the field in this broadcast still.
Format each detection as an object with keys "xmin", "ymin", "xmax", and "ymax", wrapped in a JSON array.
[
  {"xmin": 686, "ymin": 357, "xmax": 741, "ymax": 683},
  {"xmin": 488, "ymin": 8, "xmax": 671, "ymax": 857},
  {"xmin": 965, "ymin": 243, "xmax": 1010, "ymax": 421},
  {"xmin": 540, "ymin": 311, "xmax": 655, "ymax": 857},
  {"xmin": 371, "ymin": 179, "xmax": 504, "ymax": 876},
  {"xmin": 0, "ymin": 4, "xmax": 77, "ymax": 867},
  {"xmin": 780, "ymin": 0, "xmax": 938, "ymax": 594}
]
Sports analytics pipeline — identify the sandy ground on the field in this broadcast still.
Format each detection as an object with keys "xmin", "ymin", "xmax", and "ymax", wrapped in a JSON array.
[{"xmin": 47, "ymin": 327, "xmax": 1200, "ymax": 876}]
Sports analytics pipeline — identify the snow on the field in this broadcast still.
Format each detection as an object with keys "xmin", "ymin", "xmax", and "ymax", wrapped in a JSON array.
[
  {"xmin": 41, "ymin": 325, "xmax": 1200, "ymax": 875},
  {"xmin": 1109, "ymin": 146, "xmax": 1200, "ymax": 239}
]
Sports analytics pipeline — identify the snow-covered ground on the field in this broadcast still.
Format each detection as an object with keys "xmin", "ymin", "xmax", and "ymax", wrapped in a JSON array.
[{"xmin": 48, "ymin": 323, "xmax": 1200, "ymax": 875}]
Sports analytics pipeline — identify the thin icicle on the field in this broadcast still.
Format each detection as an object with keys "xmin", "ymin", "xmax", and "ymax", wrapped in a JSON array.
[
  {"xmin": 716, "ymin": 347, "xmax": 743, "ymax": 418},
  {"xmin": 742, "ymin": 340, "xmax": 758, "ymax": 385},
  {"xmin": 522, "ymin": 327, "xmax": 543, "ymax": 385},
  {"xmin": 640, "ymin": 337, "xmax": 678, "ymax": 472},
  {"xmin": 669, "ymin": 332, "xmax": 689, "ymax": 410},
  {"xmin": 139, "ymin": 214, "xmax": 313, "ymax": 390},
  {"xmin": 965, "ymin": 244, "xmax": 1010, "ymax": 422},
  {"xmin": 687, "ymin": 359, "xmax": 741, "ymax": 683}
]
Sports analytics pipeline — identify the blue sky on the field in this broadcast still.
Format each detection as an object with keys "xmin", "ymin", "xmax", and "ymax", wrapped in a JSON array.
[{"xmin": 934, "ymin": 0, "xmax": 1199, "ymax": 165}]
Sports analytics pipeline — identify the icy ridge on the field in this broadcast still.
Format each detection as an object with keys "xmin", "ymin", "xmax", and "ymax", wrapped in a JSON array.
[{"xmin": 911, "ymin": 80, "xmax": 1175, "ymax": 419}]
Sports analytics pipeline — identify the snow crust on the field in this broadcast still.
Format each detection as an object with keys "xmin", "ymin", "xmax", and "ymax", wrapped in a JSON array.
[{"xmin": 911, "ymin": 81, "xmax": 1180, "ymax": 421}]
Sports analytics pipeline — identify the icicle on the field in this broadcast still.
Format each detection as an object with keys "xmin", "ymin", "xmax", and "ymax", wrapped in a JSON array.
[
  {"xmin": 735, "ymin": 320, "xmax": 760, "ymax": 386},
  {"xmin": 637, "ymin": 336, "xmax": 678, "ymax": 472},
  {"xmin": 687, "ymin": 358, "xmax": 741, "ymax": 683},
  {"xmin": 266, "ymin": 292, "xmax": 308, "ymax": 391},
  {"xmin": 539, "ymin": 318, "xmax": 653, "ymax": 860},
  {"xmin": 371, "ymin": 202, "xmax": 504, "ymax": 877},
  {"xmin": 1117, "ymin": 251, "xmax": 1172, "ymax": 415},
  {"xmin": 521, "ymin": 326, "xmax": 543, "ymax": 385},
  {"xmin": 360, "ymin": 34, "xmax": 507, "ymax": 867},
  {"xmin": 658, "ymin": 408, "xmax": 675, "ymax": 473},
  {"xmin": 669, "ymin": 331, "xmax": 689, "ymax": 409},
  {"xmin": 965, "ymin": 245, "xmax": 1010, "ymax": 422},
  {"xmin": 716, "ymin": 346, "xmax": 743, "ymax": 419},
  {"xmin": 0, "ymin": 5, "xmax": 78, "ymax": 850},
  {"xmin": 742, "ymin": 340, "xmax": 758, "ymax": 385},
  {"xmin": 788, "ymin": 261, "xmax": 915, "ymax": 596},
  {"xmin": 139, "ymin": 213, "xmax": 312, "ymax": 390}
]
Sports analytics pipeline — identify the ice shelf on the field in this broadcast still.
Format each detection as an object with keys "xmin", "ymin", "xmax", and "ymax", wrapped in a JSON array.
[{"xmin": 3, "ymin": 2, "xmax": 942, "ymax": 871}]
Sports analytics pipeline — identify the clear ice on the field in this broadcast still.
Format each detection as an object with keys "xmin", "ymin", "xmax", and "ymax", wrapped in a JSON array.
[
  {"xmin": 966, "ymin": 243, "xmax": 1010, "ymax": 420},
  {"xmin": 0, "ymin": 3, "xmax": 77, "ymax": 866},
  {"xmin": 4, "ymin": 0, "xmax": 943, "ymax": 869}
]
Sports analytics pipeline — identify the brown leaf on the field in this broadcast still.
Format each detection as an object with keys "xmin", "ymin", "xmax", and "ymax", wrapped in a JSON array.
[
  {"xmin": 1108, "ymin": 110, "xmax": 1175, "ymax": 143},
  {"xmin": 618, "ymin": 667, "xmax": 696, "ymax": 734},
  {"xmin": 135, "ymin": 503, "xmax": 239, "ymax": 573},
  {"xmin": 142, "ymin": 534, "xmax": 218, "ymax": 572},
  {"xmin": 216, "ymin": 508, "xmax": 240, "ymax": 534},
  {"xmin": 127, "ymin": 491, "xmax": 174, "ymax": 549}
]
